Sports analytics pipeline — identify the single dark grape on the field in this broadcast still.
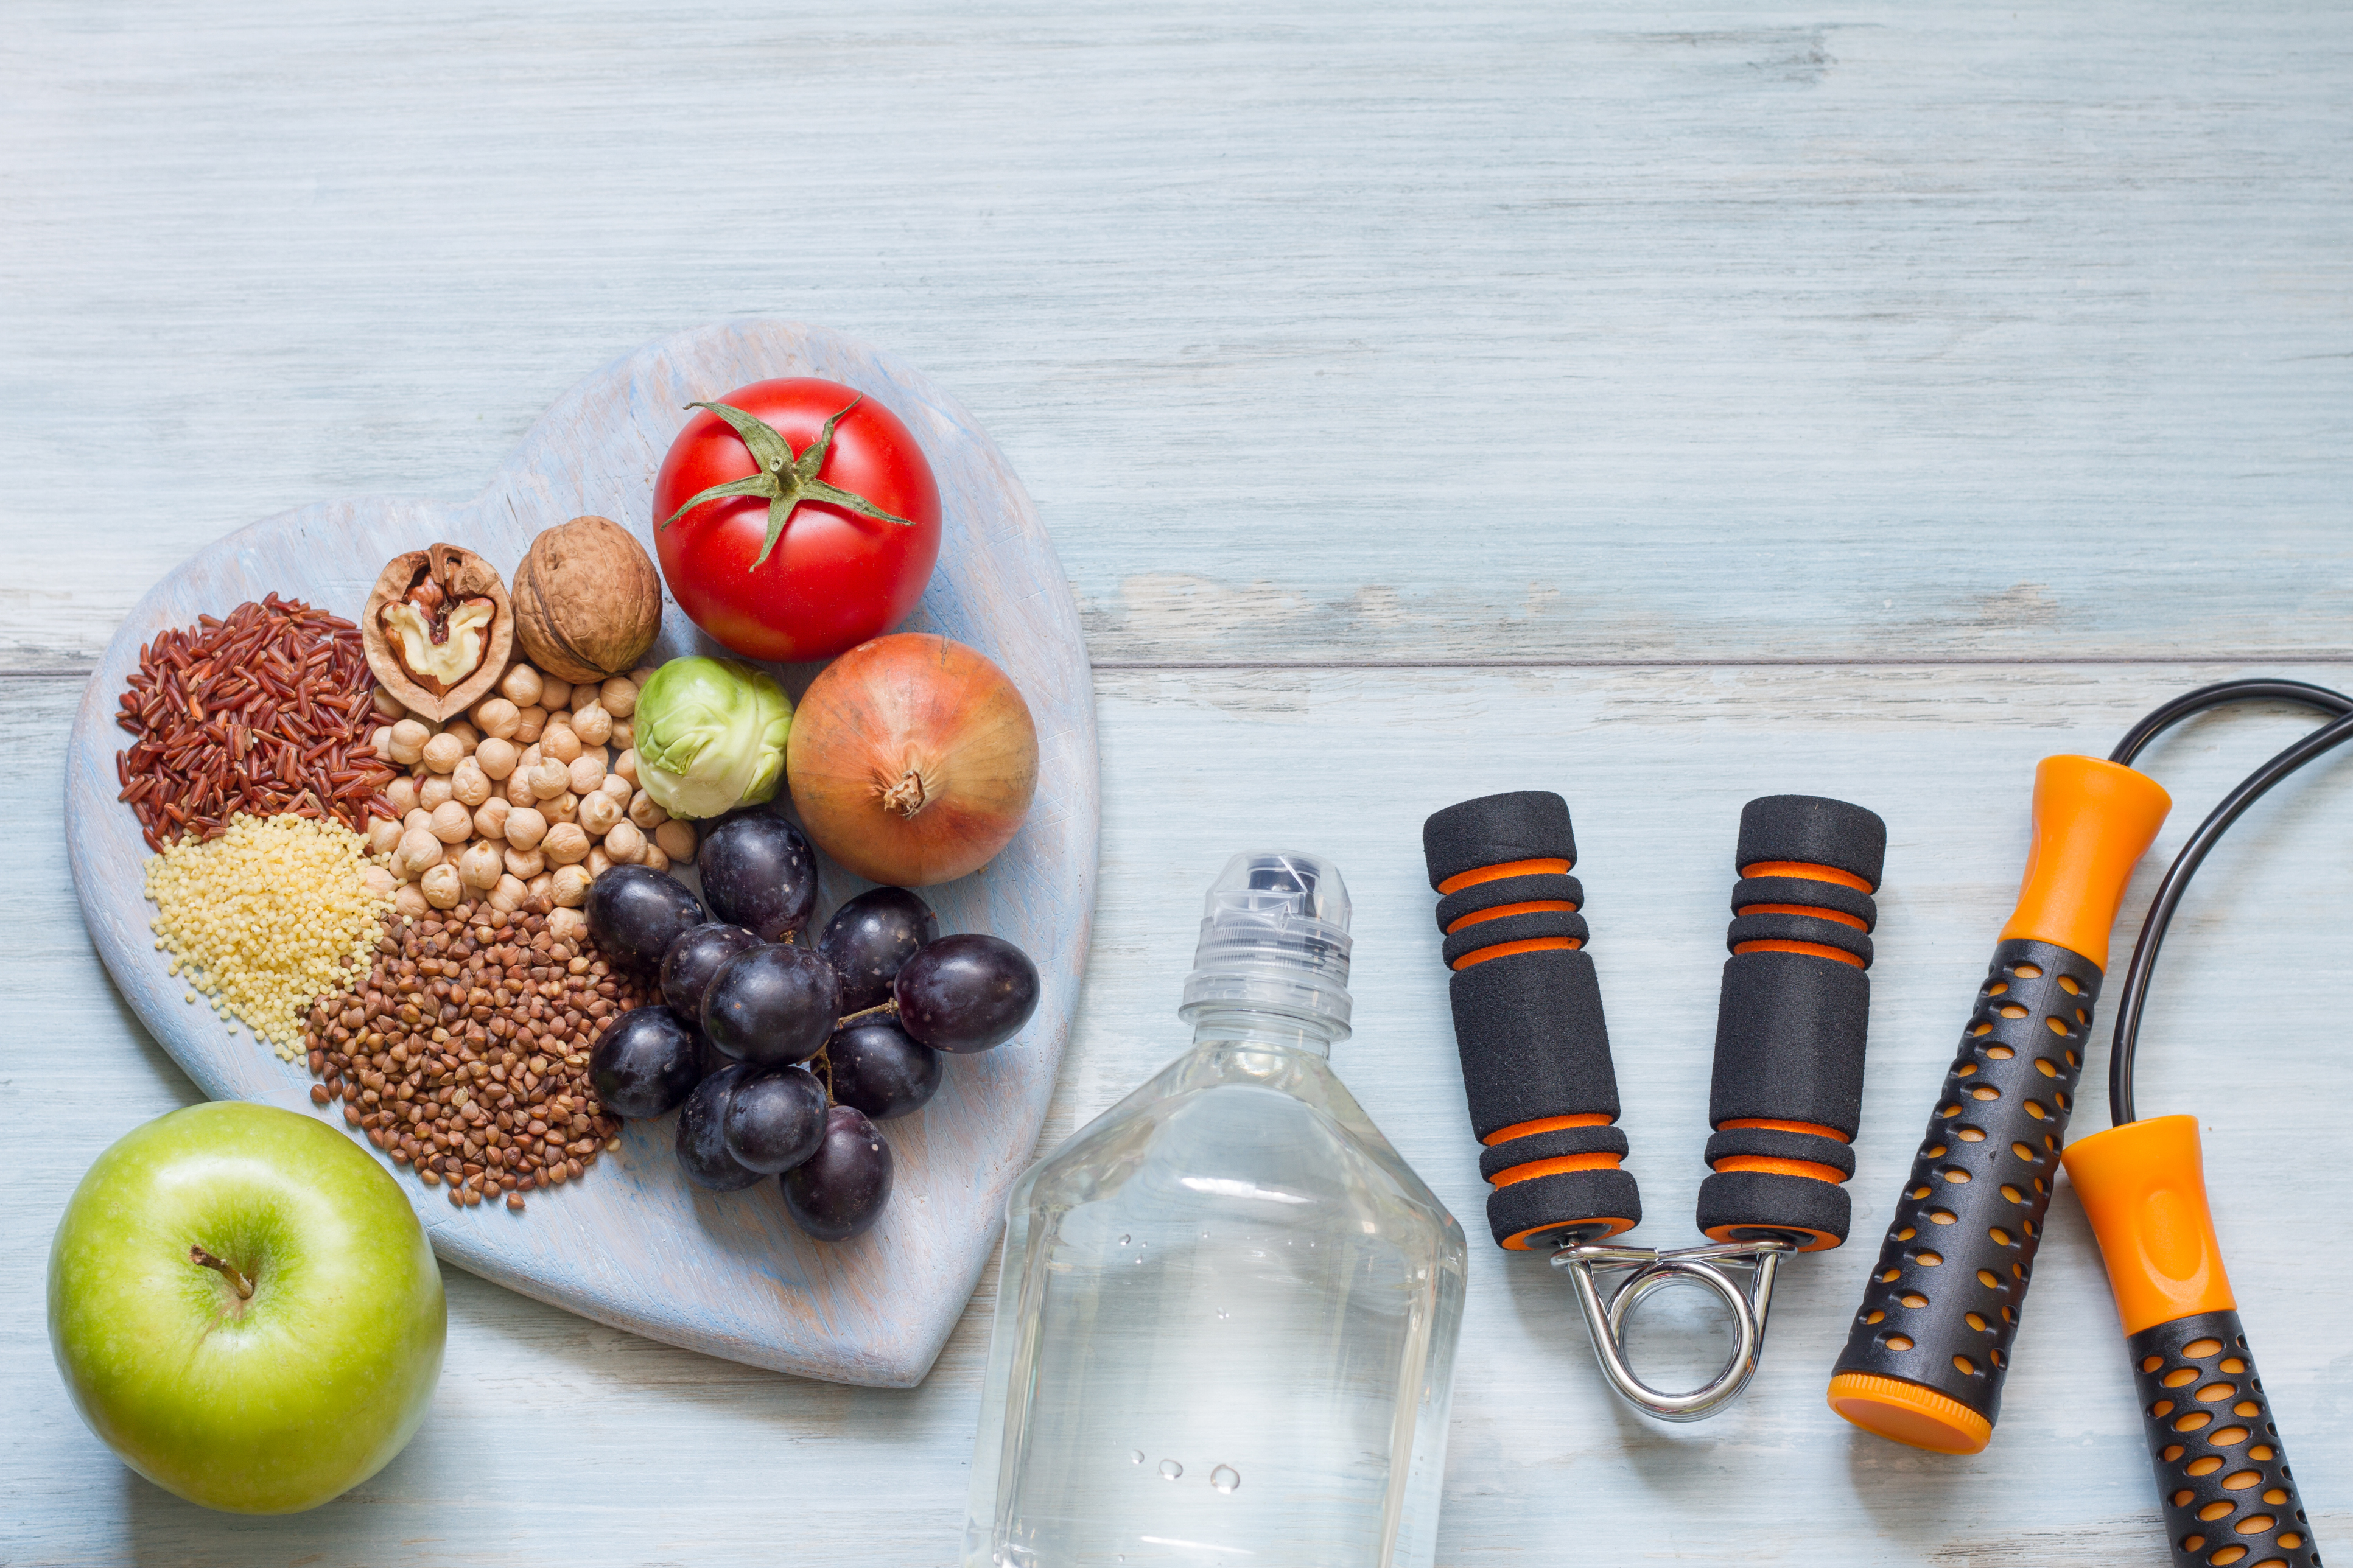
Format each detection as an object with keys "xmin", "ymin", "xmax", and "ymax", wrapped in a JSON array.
[
  {"xmin": 894, "ymin": 934, "xmax": 1041, "ymax": 1054},
  {"xmin": 661, "ymin": 922, "xmax": 762, "ymax": 1020},
  {"xmin": 720, "ymin": 1066, "xmax": 829, "ymax": 1174},
  {"xmin": 697, "ymin": 813, "xmax": 820, "ymax": 942},
  {"xmin": 589, "ymin": 1005, "xmax": 704, "ymax": 1119},
  {"xmin": 817, "ymin": 887, "xmax": 941, "ymax": 1012},
  {"xmin": 700, "ymin": 943, "xmax": 841, "ymax": 1066},
  {"xmin": 827, "ymin": 1018, "xmax": 942, "ymax": 1121},
  {"xmin": 585, "ymin": 865, "xmax": 706, "ymax": 971},
  {"xmin": 780, "ymin": 1107, "xmax": 894, "ymax": 1241},
  {"xmin": 675, "ymin": 1063, "xmax": 765, "ymax": 1191}
]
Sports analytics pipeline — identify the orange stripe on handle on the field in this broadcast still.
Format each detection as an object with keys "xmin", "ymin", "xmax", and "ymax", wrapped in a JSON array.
[
  {"xmin": 1721, "ymin": 1117, "xmax": 1852, "ymax": 1144},
  {"xmin": 1733, "ymin": 938, "xmax": 1865, "ymax": 968},
  {"xmin": 1484, "ymin": 1113, "xmax": 1610, "ymax": 1146},
  {"xmin": 1489, "ymin": 1152, "xmax": 1625, "ymax": 1187},
  {"xmin": 1736, "ymin": 900, "xmax": 1868, "ymax": 931},
  {"xmin": 1451, "ymin": 936, "xmax": 1582, "ymax": 969},
  {"xmin": 1741, "ymin": 859, "xmax": 1874, "ymax": 894},
  {"xmin": 1444, "ymin": 898, "xmax": 1579, "ymax": 934},
  {"xmin": 1714, "ymin": 1154, "xmax": 1848, "ymax": 1185},
  {"xmin": 1503, "ymin": 1215, "xmax": 1635, "ymax": 1250},
  {"xmin": 1437, "ymin": 856, "xmax": 1573, "ymax": 894}
]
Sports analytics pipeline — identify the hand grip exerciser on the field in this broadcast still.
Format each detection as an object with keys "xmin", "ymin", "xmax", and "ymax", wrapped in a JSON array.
[
  {"xmin": 1828, "ymin": 754, "xmax": 2170, "ymax": 1453},
  {"xmin": 1424, "ymin": 789, "xmax": 1885, "ymax": 1421}
]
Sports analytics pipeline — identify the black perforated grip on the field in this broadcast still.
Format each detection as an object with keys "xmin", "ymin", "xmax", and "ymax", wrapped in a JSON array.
[
  {"xmin": 1424, "ymin": 792, "xmax": 1638, "ymax": 1251},
  {"xmin": 1698, "ymin": 796, "xmax": 1884, "ymax": 1253},
  {"xmin": 2127, "ymin": 1311, "xmax": 2318, "ymax": 1568},
  {"xmin": 1830, "ymin": 938, "xmax": 2097, "ymax": 1434}
]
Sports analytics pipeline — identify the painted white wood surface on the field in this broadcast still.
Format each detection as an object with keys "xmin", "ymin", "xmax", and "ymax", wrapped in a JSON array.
[
  {"xmin": 58, "ymin": 320, "xmax": 1100, "ymax": 1388},
  {"xmin": 3, "ymin": 2, "xmax": 2349, "ymax": 1566}
]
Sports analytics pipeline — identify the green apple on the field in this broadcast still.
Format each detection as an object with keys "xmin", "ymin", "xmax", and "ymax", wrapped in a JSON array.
[{"xmin": 47, "ymin": 1101, "xmax": 446, "ymax": 1514}]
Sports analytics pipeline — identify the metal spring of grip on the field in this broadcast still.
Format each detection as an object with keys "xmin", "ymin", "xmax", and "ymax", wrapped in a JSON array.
[{"xmin": 1552, "ymin": 1236, "xmax": 1795, "ymax": 1421}]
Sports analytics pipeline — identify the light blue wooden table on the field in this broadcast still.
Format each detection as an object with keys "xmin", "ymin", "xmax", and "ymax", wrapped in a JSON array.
[{"xmin": 3, "ymin": 4, "xmax": 2347, "ymax": 1564}]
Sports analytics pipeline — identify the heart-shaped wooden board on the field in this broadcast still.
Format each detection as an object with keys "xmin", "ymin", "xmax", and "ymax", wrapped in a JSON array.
[{"xmin": 63, "ymin": 320, "xmax": 1098, "ymax": 1387}]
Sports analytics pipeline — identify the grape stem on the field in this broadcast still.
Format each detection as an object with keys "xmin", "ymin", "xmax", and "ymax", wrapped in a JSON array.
[
  {"xmin": 835, "ymin": 1000, "xmax": 899, "ymax": 1027},
  {"xmin": 189, "ymin": 1245, "xmax": 254, "ymax": 1300}
]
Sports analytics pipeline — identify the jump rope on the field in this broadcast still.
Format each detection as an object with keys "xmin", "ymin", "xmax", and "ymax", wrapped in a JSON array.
[{"xmin": 1424, "ymin": 677, "xmax": 2342, "ymax": 1567}]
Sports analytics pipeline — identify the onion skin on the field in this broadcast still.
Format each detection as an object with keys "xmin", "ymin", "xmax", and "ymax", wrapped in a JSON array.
[{"xmin": 785, "ymin": 634, "xmax": 1039, "ymax": 886}]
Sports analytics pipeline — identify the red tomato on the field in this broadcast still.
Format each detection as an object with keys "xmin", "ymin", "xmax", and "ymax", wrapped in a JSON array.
[{"xmin": 651, "ymin": 377, "xmax": 943, "ymax": 663}]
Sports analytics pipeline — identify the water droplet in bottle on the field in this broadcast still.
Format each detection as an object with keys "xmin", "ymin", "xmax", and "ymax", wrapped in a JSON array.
[
  {"xmin": 1211, "ymin": 1465, "xmax": 1241, "ymax": 1493},
  {"xmin": 1130, "ymin": 1450, "xmax": 1145, "ymax": 1464},
  {"xmin": 1159, "ymin": 1459, "xmax": 1184, "ymax": 1480},
  {"xmin": 1118, "ymin": 1234, "xmax": 1131, "ymax": 1246},
  {"xmin": 1215, "ymin": 1308, "xmax": 1229, "ymax": 1320}
]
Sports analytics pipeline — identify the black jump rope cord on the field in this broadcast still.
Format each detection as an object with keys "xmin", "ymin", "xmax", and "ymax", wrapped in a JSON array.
[{"xmin": 2103, "ymin": 677, "xmax": 2353, "ymax": 1125}]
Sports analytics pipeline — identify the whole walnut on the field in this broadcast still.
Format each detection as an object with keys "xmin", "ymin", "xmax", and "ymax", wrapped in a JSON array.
[{"xmin": 510, "ymin": 515, "xmax": 664, "ymax": 685}]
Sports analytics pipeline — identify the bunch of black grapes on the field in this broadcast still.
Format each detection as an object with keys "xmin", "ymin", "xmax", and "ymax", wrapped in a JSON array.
[{"xmin": 582, "ymin": 814, "xmax": 1040, "ymax": 1241}]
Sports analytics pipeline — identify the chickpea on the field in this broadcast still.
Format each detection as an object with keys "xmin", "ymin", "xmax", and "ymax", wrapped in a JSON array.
[
  {"xmin": 473, "ymin": 797, "xmax": 512, "ymax": 841},
  {"xmin": 488, "ymin": 873, "xmax": 528, "ymax": 913},
  {"xmin": 403, "ymin": 807, "xmax": 433, "ymax": 835},
  {"xmin": 603, "ymin": 820, "xmax": 647, "ymax": 864},
  {"xmin": 546, "ymin": 791, "xmax": 579, "ymax": 825},
  {"xmin": 472, "ymin": 696, "xmax": 521, "ymax": 740},
  {"xmin": 429, "ymin": 801, "xmax": 474, "ymax": 844},
  {"xmin": 419, "ymin": 863, "xmax": 463, "ymax": 909},
  {"xmin": 598, "ymin": 772, "xmax": 633, "ymax": 802},
  {"xmin": 504, "ymin": 769, "xmax": 535, "ymax": 808},
  {"xmin": 548, "ymin": 906, "xmax": 589, "ymax": 942},
  {"xmin": 654, "ymin": 818, "xmax": 698, "ymax": 864},
  {"xmin": 387, "ymin": 719, "xmax": 430, "ymax": 765},
  {"xmin": 528, "ymin": 759, "xmax": 570, "ymax": 801},
  {"xmin": 525, "ymin": 871, "xmax": 555, "ymax": 903},
  {"xmin": 458, "ymin": 840, "xmax": 505, "ymax": 891},
  {"xmin": 443, "ymin": 719, "xmax": 481, "ymax": 749},
  {"xmin": 418, "ymin": 732, "xmax": 463, "ymax": 775},
  {"xmin": 393, "ymin": 884, "xmax": 430, "ymax": 920},
  {"xmin": 571, "ymin": 701, "xmax": 614, "ymax": 746},
  {"xmin": 628, "ymin": 789, "xmax": 669, "ymax": 831},
  {"xmin": 629, "ymin": 665, "xmax": 659, "ymax": 688},
  {"xmin": 567, "ymin": 753, "xmax": 606, "ymax": 795},
  {"xmin": 538, "ymin": 676, "xmax": 573, "ymax": 713},
  {"xmin": 513, "ymin": 705, "xmax": 548, "ymax": 744},
  {"xmin": 359, "ymin": 863, "xmax": 396, "ymax": 899},
  {"xmin": 366, "ymin": 817, "xmax": 405, "ymax": 858},
  {"xmin": 578, "ymin": 790, "xmax": 624, "ymax": 837},
  {"xmin": 542, "ymin": 822, "xmax": 592, "ymax": 866},
  {"xmin": 608, "ymin": 716, "xmax": 633, "ymax": 750},
  {"xmin": 371, "ymin": 687, "xmax": 408, "ymax": 722},
  {"xmin": 597, "ymin": 676, "xmax": 639, "ymax": 718},
  {"xmin": 586, "ymin": 846, "xmax": 613, "ymax": 880},
  {"xmin": 550, "ymin": 864, "xmax": 593, "ymax": 908},
  {"xmin": 451, "ymin": 757, "xmax": 492, "ymax": 808},
  {"xmin": 639, "ymin": 843, "xmax": 671, "ymax": 873},
  {"xmin": 395, "ymin": 828, "xmax": 443, "ymax": 879},
  {"xmin": 612, "ymin": 747, "xmax": 639, "ymax": 786},
  {"xmin": 504, "ymin": 806, "xmax": 549, "ymax": 852},
  {"xmin": 541, "ymin": 724, "xmax": 582, "ymax": 765},
  {"xmin": 368, "ymin": 724, "xmax": 395, "ymax": 759},
  {"xmin": 503, "ymin": 845, "xmax": 546, "ymax": 880},
  {"xmin": 518, "ymin": 743, "xmax": 542, "ymax": 769},
  {"xmin": 500, "ymin": 664, "xmax": 544, "ymax": 707},
  {"xmin": 474, "ymin": 735, "xmax": 519, "ymax": 780},
  {"xmin": 386, "ymin": 775, "xmax": 422, "ymax": 815},
  {"xmin": 418, "ymin": 774, "xmax": 455, "ymax": 811}
]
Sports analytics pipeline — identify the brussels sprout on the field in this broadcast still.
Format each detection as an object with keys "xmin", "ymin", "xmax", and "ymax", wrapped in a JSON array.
[{"xmin": 633, "ymin": 657, "xmax": 791, "ymax": 819}]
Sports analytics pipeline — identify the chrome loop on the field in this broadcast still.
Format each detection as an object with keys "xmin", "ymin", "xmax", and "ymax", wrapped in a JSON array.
[{"xmin": 1549, "ymin": 1237, "xmax": 1795, "ymax": 1422}]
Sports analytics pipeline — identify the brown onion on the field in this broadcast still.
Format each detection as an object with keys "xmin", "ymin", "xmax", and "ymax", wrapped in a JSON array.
[{"xmin": 785, "ymin": 634, "xmax": 1039, "ymax": 886}]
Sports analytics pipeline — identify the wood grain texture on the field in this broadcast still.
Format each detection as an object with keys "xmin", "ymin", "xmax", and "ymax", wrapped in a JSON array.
[
  {"xmin": 58, "ymin": 321, "xmax": 1101, "ymax": 1388},
  {"xmin": 4, "ymin": 0, "xmax": 2351, "ymax": 1563}
]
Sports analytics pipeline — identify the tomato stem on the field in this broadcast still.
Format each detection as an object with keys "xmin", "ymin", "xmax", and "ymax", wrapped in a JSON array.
[{"xmin": 656, "ymin": 397, "xmax": 917, "ymax": 569}]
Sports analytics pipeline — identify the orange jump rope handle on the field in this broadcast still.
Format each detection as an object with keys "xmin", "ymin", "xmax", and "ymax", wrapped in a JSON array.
[
  {"xmin": 1828, "ymin": 755, "xmax": 2170, "ymax": 1454},
  {"xmin": 2063, "ymin": 1118, "xmax": 2318, "ymax": 1568}
]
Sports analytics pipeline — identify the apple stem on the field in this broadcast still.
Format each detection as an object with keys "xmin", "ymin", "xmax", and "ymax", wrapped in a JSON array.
[{"xmin": 189, "ymin": 1245, "xmax": 254, "ymax": 1300}]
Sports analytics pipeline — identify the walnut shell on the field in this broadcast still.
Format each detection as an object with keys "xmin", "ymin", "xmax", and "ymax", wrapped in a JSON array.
[
  {"xmin": 511, "ymin": 515, "xmax": 664, "ymax": 685},
  {"xmin": 362, "ymin": 544, "xmax": 514, "ymax": 722}
]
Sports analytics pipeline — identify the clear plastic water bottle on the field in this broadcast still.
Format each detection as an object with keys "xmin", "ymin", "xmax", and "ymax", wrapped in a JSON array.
[{"xmin": 964, "ymin": 852, "xmax": 1468, "ymax": 1568}]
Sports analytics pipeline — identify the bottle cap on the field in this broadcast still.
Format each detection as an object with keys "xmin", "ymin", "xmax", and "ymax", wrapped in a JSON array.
[{"xmin": 1179, "ymin": 851, "xmax": 1354, "ymax": 1040}]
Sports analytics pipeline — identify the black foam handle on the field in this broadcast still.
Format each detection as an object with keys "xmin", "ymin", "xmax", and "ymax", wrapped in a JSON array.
[
  {"xmin": 1698, "ymin": 796, "xmax": 1884, "ymax": 1251},
  {"xmin": 2127, "ymin": 1311, "xmax": 2318, "ymax": 1568},
  {"xmin": 1424, "ymin": 791, "xmax": 1638, "ymax": 1251},
  {"xmin": 1830, "ymin": 937, "xmax": 2097, "ymax": 1429}
]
